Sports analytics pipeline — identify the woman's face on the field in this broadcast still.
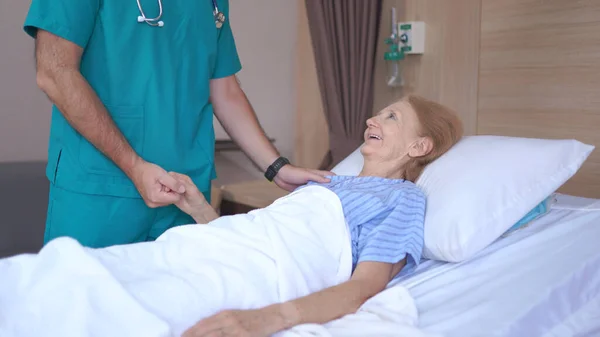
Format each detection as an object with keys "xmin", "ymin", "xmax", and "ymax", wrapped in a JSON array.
[{"xmin": 361, "ymin": 100, "xmax": 424, "ymax": 162}]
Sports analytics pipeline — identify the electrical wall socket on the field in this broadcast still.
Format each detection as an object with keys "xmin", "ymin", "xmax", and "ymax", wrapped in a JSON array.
[{"xmin": 397, "ymin": 21, "xmax": 425, "ymax": 54}]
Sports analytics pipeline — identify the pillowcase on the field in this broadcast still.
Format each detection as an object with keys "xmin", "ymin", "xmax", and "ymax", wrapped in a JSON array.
[
  {"xmin": 332, "ymin": 135, "xmax": 595, "ymax": 263},
  {"xmin": 501, "ymin": 194, "xmax": 554, "ymax": 238},
  {"xmin": 331, "ymin": 147, "xmax": 364, "ymax": 176}
]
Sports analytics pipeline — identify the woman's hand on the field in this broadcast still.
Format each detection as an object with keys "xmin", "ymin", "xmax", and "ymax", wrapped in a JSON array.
[
  {"xmin": 168, "ymin": 172, "xmax": 208, "ymax": 216},
  {"xmin": 182, "ymin": 307, "xmax": 286, "ymax": 337},
  {"xmin": 168, "ymin": 172, "xmax": 219, "ymax": 224}
]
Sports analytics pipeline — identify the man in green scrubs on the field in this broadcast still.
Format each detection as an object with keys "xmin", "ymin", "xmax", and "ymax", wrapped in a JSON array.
[{"xmin": 24, "ymin": 0, "xmax": 332, "ymax": 248}]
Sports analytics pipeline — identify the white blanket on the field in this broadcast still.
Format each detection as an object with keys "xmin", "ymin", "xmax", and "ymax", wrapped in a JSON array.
[{"xmin": 0, "ymin": 185, "xmax": 429, "ymax": 337}]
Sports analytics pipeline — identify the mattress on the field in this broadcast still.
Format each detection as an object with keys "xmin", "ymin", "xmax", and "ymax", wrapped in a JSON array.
[{"xmin": 389, "ymin": 194, "xmax": 600, "ymax": 337}]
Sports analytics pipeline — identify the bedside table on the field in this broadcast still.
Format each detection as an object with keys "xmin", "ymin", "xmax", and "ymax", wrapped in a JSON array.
[{"xmin": 219, "ymin": 180, "xmax": 289, "ymax": 215}]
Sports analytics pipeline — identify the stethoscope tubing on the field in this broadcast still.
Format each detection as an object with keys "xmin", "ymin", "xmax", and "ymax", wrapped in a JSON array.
[{"xmin": 137, "ymin": 0, "xmax": 223, "ymax": 27}]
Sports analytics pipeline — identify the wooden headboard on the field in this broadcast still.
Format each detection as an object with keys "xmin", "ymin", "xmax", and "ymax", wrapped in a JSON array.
[
  {"xmin": 370, "ymin": 0, "xmax": 600, "ymax": 198},
  {"xmin": 478, "ymin": 0, "xmax": 600, "ymax": 198}
]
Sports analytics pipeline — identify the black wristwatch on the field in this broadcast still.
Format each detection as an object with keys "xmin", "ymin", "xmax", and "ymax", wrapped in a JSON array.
[{"xmin": 264, "ymin": 157, "xmax": 290, "ymax": 182}]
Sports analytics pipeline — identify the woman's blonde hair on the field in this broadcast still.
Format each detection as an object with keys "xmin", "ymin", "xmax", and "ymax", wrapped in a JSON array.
[{"xmin": 401, "ymin": 94, "xmax": 464, "ymax": 182}]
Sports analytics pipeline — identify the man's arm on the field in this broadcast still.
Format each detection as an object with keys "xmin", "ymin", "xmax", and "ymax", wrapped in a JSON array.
[
  {"xmin": 34, "ymin": 30, "xmax": 184, "ymax": 205},
  {"xmin": 210, "ymin": 76, "xmax": 280, "ymax": 172},
  {"xmin": 34, "ymin": 30, "xmax": 141, "ymax": 177}
]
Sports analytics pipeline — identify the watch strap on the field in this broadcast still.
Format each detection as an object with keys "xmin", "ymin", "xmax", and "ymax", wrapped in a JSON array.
[{"xmin": 264, "ymin": 157, "xmax": 290, "ymax": 182}]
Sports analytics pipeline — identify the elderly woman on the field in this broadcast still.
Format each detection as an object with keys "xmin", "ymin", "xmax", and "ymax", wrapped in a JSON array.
[{"xmin": 0, "ymin": 95, "xmax": 462, "ymax": 337}]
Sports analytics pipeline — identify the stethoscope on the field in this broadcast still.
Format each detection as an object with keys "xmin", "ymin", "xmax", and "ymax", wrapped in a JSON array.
[{"xmin": 136, "ymin": 0, "xmax": 225, "ymax": 28}]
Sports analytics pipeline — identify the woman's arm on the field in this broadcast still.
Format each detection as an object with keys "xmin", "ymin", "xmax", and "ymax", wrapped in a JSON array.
[
  {"xmin": 276, "ymin": 259, "xmax": 406, "ymax": 328},
  {"xmin": 168, "ymin": 172, "xmax": 220, "ymax": 224},
  {"xmin": 189, "ymin": 202, "xmax": 219, "ymax": 224},
  {"xmin": 182, "ymin": 259, "xmax": 406, "ymax": 337}
]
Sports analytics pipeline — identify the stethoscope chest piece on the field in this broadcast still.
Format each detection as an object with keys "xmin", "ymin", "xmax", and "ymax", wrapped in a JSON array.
[
  {"xmin": 214, "ymin": 10, "xmax": 225, "ymax": 28},
  {"xmin": 212, "ymin": 0, "xmax": 225, "ymax": 29}
]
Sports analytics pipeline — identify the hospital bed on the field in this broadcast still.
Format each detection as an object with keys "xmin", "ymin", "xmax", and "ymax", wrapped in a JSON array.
[
  {"xmin": 1, "ymin": 139, "xmax": 598, "ymax": 337},
  {"xmin": 387, "ymin": 193, "xmax": 600, "ymax": 337},
  {"xmin": 324, "ymin": 137, "xmax": 600, "ymax": 337}
]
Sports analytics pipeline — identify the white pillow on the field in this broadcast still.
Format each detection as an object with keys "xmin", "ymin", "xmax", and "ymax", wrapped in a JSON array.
[
  {"xmin": 332, "ymin": 135, "xmax": 595, "ymax": 263},
  {"xmin": 331, "ymin": 146, "xmax": 364, "ymax": 176}
]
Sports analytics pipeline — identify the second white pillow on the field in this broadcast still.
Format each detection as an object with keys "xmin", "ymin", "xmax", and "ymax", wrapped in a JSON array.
[{"xmin": 417, "ymin": 135, "xmax": 594, "ymax": 262}]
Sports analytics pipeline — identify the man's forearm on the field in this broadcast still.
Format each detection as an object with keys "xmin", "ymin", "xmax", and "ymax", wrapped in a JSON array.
[
  {"xmin": 211, "ymin": 77, "xmax": 280, "ymax": 172},
  {"xmin": 37, "ymin": 68, "xmax": 141, "ymax": 176}
]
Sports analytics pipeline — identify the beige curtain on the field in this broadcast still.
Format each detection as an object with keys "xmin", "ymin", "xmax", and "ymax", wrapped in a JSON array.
[{"xmin": 305, "ymin": 0, "xmax": 382, "ymax": 168}]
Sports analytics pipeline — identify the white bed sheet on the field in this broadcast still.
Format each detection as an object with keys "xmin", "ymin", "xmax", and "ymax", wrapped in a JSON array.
[{"xmin": 389, "ymin": 194, "xmax": 600, "ymax": 337}]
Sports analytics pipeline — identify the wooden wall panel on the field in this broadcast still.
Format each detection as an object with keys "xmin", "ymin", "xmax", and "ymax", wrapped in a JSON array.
[
  {"xmin": 478, "ymin": 0, "xmax": 600, "ymax": 198},
  {"xmin": 373, "ymin": 0, "xmax": 481, "ymax": 135},
  {"xmin": 299, "ymin": 0, "xmax": 599, "ymax": 197},
  {"xmin": 294, "ymin": 0, "xmax": 329, "ymax": 169}
]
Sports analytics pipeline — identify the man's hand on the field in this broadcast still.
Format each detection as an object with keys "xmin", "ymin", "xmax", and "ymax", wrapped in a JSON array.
[
  {"xmin": 128, "ymin": 160, "xmax": 185, "ymax": 208},
  {"xmin": 182, "ymin": 306, "xmax": 287, "ymax": 337},
  {"xmin": 273, "ymin": 165, "xmax": 335, "ymax": 192}
]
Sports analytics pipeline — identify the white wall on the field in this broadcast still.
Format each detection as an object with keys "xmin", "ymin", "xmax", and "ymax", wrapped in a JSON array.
[
  {"xmin": 216, "ymin": 0, "xmax": 297, "ymax": 161},
  {"xmin": 0, "ymin": 0, "xmax": 51, "ymax": 163},
  {"xmin": 0, "ymin": 0, "xmax": 297, "ymax": 164}
]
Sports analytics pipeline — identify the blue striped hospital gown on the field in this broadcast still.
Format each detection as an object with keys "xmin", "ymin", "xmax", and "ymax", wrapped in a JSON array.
[{"xmin": 302, "ymin": 175, "xmax": 426, "ymax": 276}]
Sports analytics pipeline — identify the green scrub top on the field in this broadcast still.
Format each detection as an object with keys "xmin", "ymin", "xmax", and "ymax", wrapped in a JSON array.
[{"xmin": 23, "ymin": 0, "xmax": 242, "ymax": 198}]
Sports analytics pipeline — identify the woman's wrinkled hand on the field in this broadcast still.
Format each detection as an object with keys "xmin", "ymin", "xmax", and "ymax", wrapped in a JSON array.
[
  {"xmin": 167, "ymin": 172, "xmax": 208, "ymax": 217},
  {"xmin": 182, "ymin": 308, "xmax": 282, "ymax": 337}
]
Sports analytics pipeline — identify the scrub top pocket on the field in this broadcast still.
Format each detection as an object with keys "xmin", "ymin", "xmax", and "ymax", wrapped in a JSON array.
[{"xmin": 78, "ymin": 105, "xmax": 145, "ymax": 175}]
